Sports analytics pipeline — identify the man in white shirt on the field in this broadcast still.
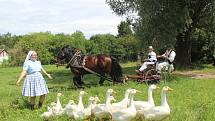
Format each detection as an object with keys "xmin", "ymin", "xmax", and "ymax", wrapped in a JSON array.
[
  {"xmin": 157, "ymin": 46, "xmax": 176, "ymax": 73},
  {"xmin": 136, "ymin": 46, "xmax": 157, "ymax": 73}
]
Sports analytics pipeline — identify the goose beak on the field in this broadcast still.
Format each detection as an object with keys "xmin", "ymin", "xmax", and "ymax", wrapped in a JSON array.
[
  {"xmin": 94, "ymin": 95, "xmax": 100, "ymax": 102},
  {"xmin": 111, "ymin": 91, "xmax": 116, "ymax": 97},
  {"xmin": 136, "ymin": 90, "xmax": 141, "ymax": 93},
  {"xmin": 57, "ymin": 93, "xmax": 64, "ymax": 96},
  {"xmin": 97, "ymin": 99, "xmax": 101, "ymax": 102},
  {"xmin": 168, "ymin": 87, "xmax": 173, "ymax": 91}
]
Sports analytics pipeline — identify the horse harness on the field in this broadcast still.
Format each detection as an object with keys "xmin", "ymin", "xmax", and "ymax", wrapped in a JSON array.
[
  {"xmin": 66, "ymin": 52, "xmax": 114, "ymax": 82},
  {"xmin": 66, "ymin": 51, "xmax": 84, "ymax": 68}
]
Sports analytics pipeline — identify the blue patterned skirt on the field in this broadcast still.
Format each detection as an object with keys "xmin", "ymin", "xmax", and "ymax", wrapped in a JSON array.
[{"xmin": 22, "ymin": 72, "xmax": 49, "ymax": 96}]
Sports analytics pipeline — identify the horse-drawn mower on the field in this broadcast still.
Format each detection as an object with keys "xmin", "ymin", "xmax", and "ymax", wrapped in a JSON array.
[{"xmin": 125, "ymin": 64, "xmax": 161, "ymax": 84}]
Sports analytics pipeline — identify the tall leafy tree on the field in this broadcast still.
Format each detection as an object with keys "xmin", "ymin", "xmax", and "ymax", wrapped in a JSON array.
[
  {"xmin": 118, "ymin": 35, "xmax": 139, "ymax": 61},
  {"xmin": 0, "ymin": 32, "xmax": 20, "ymax": 49},
  {"xmin": 15, "ymin": 32, "xmax": 55, "ymax": 64},
  {"xmin": 117, "ymin": 20, "xmax": 140, "ymax": 61},
  {"xmin": 106, "ymin": 0, "xmax": 215, "ymax": 67},
  {"xmin": 89, "ymin": 34, "xmax": 125, "ymax": 60},
  {"xmin": 70, "ymin": 31, "xmax": 87, "ymax": 53},
  {"xmin": 117, "ymin": 21, "xmax": 133, "ymax": 37}
]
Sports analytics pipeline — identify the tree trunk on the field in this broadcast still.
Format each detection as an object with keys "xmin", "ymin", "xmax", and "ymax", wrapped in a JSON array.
[{"xmin": 175, "ymin": 32, "xmax": 192, "ymax": 68}]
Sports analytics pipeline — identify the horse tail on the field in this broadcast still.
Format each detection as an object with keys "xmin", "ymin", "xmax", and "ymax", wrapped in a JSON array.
[{"xmin": 110, "ymin": 56, "xmax": 123, "ymax": 83}]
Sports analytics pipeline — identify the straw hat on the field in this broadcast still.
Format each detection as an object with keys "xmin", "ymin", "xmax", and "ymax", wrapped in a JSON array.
[{"xmin": 148, "ymin": 46, "xmax": 154, "ymax": 50}]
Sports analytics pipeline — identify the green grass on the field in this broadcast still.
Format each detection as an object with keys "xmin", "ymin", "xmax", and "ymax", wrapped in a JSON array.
[{"xmin": 0, "ymin": 63, "xmax": 215, "ymax": 121}]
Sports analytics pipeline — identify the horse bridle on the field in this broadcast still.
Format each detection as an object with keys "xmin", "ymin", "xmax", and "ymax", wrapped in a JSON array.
[
  {"xmin": 55, "ymin": 48, "xmax": 78, "ymax": 66},
  {"xmin": 65, "ymin": 50, "xmax": 82, "ymax": 68}
]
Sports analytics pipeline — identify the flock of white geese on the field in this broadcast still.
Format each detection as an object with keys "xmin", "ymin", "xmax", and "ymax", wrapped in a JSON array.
[{"xmin": 41, "ymin": 85, "xmax": 173, "ymax": 121}]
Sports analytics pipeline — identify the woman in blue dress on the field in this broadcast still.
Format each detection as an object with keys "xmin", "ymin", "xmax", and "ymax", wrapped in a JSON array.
[{"xmin": 16, "ymin": 50, "xmax": 52, "ymax": 110}]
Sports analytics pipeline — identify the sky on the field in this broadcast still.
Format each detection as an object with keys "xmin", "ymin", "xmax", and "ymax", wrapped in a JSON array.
[{"xmin": 0, "ymin": 0, "xmax": 125, "ymax": 38}]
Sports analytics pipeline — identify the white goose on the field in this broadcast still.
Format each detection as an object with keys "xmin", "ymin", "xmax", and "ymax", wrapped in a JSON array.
[
  {"xmin": 40, "ymin": 106, "xmax": 54, "ymax": 120},
  {"xmin": 52, "ymin": 93, "xmax": 64, "ymax": 116},
  {"xmin": 92, "ymin": 89, "xmax": 116, "ymax": 120},
  {"xmin": 65, "ymin": 100, "xmax": 76, "ymax": 108},
  {"xmin": 70, "ymin": 96, "xmax": 95, "ymax": 120},
  {"xmin": 111, "ymin": 89, "xmax": 139, "ymax": 121},
  {"xmin": 134, "ymin": 84, "xmax": 158, "ymax": 114},
  {"xmin": 77, "ymin": 91, "xmax": 87, "ymax": 110},
  {"xmin": 65, "ymin": 91, "xmax": 87, "ymax": 118},
  {"xmin": 40, "ymin": 102, "xmax": 56, "ymax": 120},
  {"xmin": 64, "ymin": 100, "xmax": 76, "ymax": 118},
  {"xmin": 112, "ymin": 89, "xmax": 131, "ymax": 108},
  {"xmin": 82, "ymin": 96, "xmax": 95, "ymax": 119},
  {"xmin": 92, "ymin": 95, "xmax": 101, "ymax": 110},
  {"xmin": 143, "ymin": 86, "xmax": 173, "ymax": 121}
]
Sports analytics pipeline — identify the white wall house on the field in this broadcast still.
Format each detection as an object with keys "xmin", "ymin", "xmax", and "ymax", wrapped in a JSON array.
[{"xmin": 0, "ymin": 49, "xmax": 9, "ymax": 63}]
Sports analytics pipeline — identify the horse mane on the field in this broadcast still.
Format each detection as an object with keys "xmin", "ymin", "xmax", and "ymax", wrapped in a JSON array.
[{"xmin": 63, "ymin": 45, "xmax": 76, "ymax": 54}]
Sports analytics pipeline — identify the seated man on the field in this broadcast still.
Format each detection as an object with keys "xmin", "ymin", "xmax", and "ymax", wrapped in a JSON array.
[
  {"xmin": 156, "ymin": 45, "xmax": 176, "ymax": 73},
  {"xmin": 136, "ymin": 46, "xmax": 157, "ymax": 73}
]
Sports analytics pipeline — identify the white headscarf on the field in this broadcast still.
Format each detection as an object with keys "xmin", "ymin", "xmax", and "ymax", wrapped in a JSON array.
[{"xmin": 25, "ymin": 50, "xmax": 35, "ymax": 62}]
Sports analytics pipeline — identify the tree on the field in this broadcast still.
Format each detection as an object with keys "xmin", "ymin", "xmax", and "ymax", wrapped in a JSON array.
[
  {"xmin": 89, "ymin": 34, "xmax": 126, "ymax": 60},
  {"xmin": 106, "ymin": 0, "xmax": 215, "ymax": 68},
  {"xmin": 118, "ymin": 35, "xmax": 139, "ymax": 61},
  {"xmin": 14, "ymin": 32, "xmax": 55, "ymax": 64},
  {"xmin": 117, "ymin": 21, "xmax": 133, "ymax": 37},
  {"xmin": 89, "ymin": 34, "xmax": 123, "ymax": 54},
  {"xmin": 0, "ymin": 32, "xmax": 20, "ymax": 49},
  {"xmin": 70, "ymin": 31, "xmax": 87, "ymax": 53}
]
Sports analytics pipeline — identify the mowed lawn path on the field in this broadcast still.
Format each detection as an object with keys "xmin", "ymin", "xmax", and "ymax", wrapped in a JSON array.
[{"xmin": 0, "ymin": 63, "xmax": 215, "ymax": 121}]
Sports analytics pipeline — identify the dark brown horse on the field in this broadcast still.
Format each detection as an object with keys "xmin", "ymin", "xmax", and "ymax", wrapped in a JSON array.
[{"xmin": 55, "ymin": 45, "xmax": 124, "ymax": 88}]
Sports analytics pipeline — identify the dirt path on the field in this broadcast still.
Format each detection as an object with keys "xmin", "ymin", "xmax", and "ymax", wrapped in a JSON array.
[{"xmin": 173, "ymin": 71, "xmax": 215, "ymax": 79}]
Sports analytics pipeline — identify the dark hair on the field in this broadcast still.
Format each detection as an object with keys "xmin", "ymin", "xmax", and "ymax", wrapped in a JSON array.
[{"xmin": 166, "ymin": 44, "xmax": 174, "ymax": 50}]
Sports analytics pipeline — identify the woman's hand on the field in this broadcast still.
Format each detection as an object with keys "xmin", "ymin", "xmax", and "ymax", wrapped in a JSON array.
[
  {"xmin": 16, "ymin": 80, "xmax": 20, "ymax": 86},
  {"xmin": 47, "ymin": 74, "xmax": 53, "ymax": 80},
  {"xmin": 16, "ymin": 70, "xmax": 26, "ymax": 86},
  {"xmin": 157, "ymin": 55, "xmax": 167, "ymax": 59},
  {"xmin": 162, "ymin": 56, "xmax": 168, "ymax": 59},
  {"xmin": 41, "ymin": 68, "xmax": 53, "ymax": 79}
]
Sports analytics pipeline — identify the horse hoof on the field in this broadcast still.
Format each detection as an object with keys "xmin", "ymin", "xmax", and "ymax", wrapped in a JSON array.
[
  {"xmin": 76, "ymin": 86, "xmax": 85, "ymax": 89},
  {"xmin": 99, "ymin": 83, "xmax": 104, "ymax": 86}
]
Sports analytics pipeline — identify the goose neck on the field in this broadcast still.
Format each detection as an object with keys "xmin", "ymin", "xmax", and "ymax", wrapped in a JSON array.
[
  {"xmin": 88, "ymin": 100, "xmax": 93, "ymax": 106},
  {"xmin": 147, "ymin": 88, "xmax": 154, "ymax": 105},
  {"xmin": 56, "ymin": 96, "xmax": 60, "ymax": 105},
  {"xmin": 128, "ymin": 94, "xmax": 134, "ymax": 108},
  {"xmin": 125, "ymin": 92, "xmax": 129, "ymax": 99},
  {"xmin": 87, "ymin": 100, "xmax": 93, "ymax": 109},
  {"xmin": 78, "ymin": 94, "xmax": 84, "ymax": 108},
  {"xmin": 105, "ymin": 95, "xmax": 111, "ymax": 105},
  {"xmin": 161, "ymin": 91, "xmax": 168, "ymax": 106}
]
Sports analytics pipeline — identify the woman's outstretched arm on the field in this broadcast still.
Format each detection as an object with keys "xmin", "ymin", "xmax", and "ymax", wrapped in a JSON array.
[{"xmin": 16, "ymin": 70, "xmax": 27, "ymax": 86}]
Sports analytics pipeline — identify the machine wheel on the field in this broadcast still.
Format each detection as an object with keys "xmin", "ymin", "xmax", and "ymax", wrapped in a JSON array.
[{"xmin": 144, "ymin": 69, "xmax": 158, "ymax": 85}]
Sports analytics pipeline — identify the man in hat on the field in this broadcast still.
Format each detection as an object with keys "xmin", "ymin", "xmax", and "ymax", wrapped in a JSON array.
[
  {"xmin": 156, "ymin": 45, "xmax": 176, "ymax": 73},
  {"xmin": 136, "ymin": 46, "xmax": 157, "ymax": 73}
]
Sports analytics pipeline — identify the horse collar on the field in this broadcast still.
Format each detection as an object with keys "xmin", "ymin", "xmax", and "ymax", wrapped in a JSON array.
[{"xmin": 66, "ymin": 51, "xmax": 82, "ymax": 67}]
